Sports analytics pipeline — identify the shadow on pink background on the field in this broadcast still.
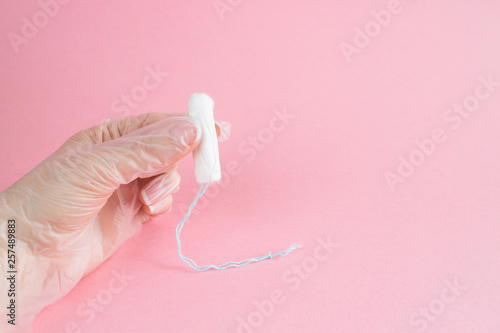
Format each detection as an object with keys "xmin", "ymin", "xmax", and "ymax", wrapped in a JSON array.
[{"xmin": 1, "ymin": 0, "xmax": 500, "ymax": 332}]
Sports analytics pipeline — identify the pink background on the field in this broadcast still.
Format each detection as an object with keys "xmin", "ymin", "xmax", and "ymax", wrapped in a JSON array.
[{"xmin": 1, "ymin": 0, "xmax": 500, "ymax": 332}]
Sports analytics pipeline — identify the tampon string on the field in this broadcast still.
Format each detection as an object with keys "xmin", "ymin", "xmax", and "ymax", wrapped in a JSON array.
[{"xmin": 175, "ymin": 184, "xmax": 301, "ymax": 272}]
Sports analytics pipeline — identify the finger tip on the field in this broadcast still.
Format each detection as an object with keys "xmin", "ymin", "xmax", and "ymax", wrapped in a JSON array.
[
  {"xmin": 143, "ymin": 195, "xmax": 173, "ymax": 216},
  {"xmin": 215, "ymin": 123, "xmax": 221, "ymax": 137}
]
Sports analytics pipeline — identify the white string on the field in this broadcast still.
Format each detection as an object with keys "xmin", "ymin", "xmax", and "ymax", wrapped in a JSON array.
[{"xmin": 175, "ymin": 184, "xmax": 301, "ymax": 271}]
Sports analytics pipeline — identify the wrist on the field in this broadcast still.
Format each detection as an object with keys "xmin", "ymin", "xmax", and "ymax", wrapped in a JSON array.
[{"xmin": 0, "ymin": 191, "xmax": 91, "ymax": 331}]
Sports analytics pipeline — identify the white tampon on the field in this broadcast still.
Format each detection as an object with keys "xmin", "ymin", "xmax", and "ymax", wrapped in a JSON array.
[
  {"xmin": 176, "ymin": 93, "xmax": 301, "ymax": 272},
  {"xmin": 188, "ymin": 93, "xmax": 221, "ymax": 184}
]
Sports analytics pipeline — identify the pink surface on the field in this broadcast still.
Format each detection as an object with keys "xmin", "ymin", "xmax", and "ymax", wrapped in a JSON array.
[{"xmin": 1, "ymin": 0, "xmax": 500, "ymax": 332}]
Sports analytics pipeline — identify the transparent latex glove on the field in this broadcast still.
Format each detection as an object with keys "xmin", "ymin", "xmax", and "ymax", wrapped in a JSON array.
[{"xmin": 0, "ymin": 113, "xmax": 203, "ymax": 332}]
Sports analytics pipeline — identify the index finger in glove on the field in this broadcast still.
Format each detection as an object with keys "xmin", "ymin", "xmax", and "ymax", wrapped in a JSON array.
[{"xmin": 75, "ymin": 115, "xmax": 201, "ymax": 193}]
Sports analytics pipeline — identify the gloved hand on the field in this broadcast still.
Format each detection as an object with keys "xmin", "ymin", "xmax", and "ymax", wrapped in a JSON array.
[{"xmin": 0, "ymin": 113, "xmax": 204, "ymax": 332}]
